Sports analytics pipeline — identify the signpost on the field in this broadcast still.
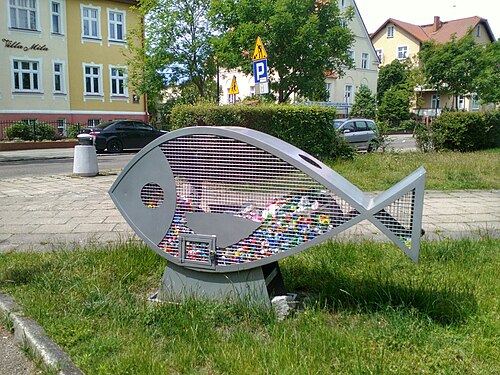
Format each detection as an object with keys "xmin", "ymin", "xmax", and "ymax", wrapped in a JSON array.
[
  {"xmin": 229, "ymin": 75, "xmax": 239, "ymax": 104},
  {"xmin": 252, "ymin": 37, "xmax": 269, "ymax": 95}
]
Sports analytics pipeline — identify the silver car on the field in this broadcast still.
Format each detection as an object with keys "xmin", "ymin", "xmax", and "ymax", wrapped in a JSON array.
[{"xmin": 333, "ymin": 118, "xmax": 378, "ymax": 151}]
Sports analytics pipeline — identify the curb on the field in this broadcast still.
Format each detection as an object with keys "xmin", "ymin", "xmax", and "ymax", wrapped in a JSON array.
[{"xmin": 0, "ymin": 293, "xmax": 84, "ymax": 375}]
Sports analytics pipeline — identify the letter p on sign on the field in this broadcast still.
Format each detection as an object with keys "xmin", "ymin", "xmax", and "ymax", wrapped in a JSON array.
[{"xmin": 253, "ymin": 60, "xmax": 268, "ymax": 84}]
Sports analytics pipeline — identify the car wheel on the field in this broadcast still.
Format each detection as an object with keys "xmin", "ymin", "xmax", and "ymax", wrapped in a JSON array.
[{"xmin": 107, "ymin": 139, "xmax": 123, "ymax": 153}]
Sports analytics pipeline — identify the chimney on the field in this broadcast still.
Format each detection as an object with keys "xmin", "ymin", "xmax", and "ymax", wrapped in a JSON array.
[{"xmin": 433, "ymin": 16, "xmax": 441, "ymax": 32}]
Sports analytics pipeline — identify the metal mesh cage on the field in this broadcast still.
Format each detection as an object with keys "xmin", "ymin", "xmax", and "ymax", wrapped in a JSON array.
[
  {"xmin": 157, "ymin": 135, "xmax": 360, "ymax": 266},
  {"xmin": 374, "ymin": 189, "xmax": 415, "ymax": 248}
]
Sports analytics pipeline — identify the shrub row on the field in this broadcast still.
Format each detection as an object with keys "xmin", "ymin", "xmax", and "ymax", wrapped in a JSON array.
[
  {"xmin": 170, "ymin": 104, "xmax": 354, "ymax": 160},
  {"xmin": 5, "ymin": 121, "xmax": 58, "ymax": 141},
  {"xmin": 415, "ymin": 111, "xmax": 500, "ymax": 152}
]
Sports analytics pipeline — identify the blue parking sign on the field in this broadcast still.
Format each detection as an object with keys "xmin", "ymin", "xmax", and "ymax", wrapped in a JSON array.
[{"xmin": 253, "ymin": 59, "xmax": 268, "ymax": 84}]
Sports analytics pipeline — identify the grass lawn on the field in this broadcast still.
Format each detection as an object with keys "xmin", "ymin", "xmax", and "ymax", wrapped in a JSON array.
[
  {"xmin": 1, "ymin": 237, "xmax": 498, "ymax": 374},
  {"xmin": 328, "ymin": 149, "xmax": 500, "ymax": 191}
]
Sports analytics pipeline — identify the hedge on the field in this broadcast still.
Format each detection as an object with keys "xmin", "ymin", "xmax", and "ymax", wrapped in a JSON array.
[
  {"xmin": 5, "ymin": 121, "xmax": 58, "ymax": 141},
  {"xmin": 170, "ymin": 104, "xmax": 353, "ymax": 160},
  {"xmin": 421, "ymin": 111, "xmax": 500, "ymax": 152}
]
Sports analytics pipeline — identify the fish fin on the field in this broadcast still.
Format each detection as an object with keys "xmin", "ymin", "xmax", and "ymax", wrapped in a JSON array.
[{"xmin": 366, "ymin": 167, "xmax": 426, "ymax": 263}]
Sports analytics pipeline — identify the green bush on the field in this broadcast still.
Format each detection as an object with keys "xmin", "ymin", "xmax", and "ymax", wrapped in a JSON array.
[
  {"xmin": 5, "ymin": 121, "xmax": 58, "ymax": 141},
  {"xmin": 170, "ymin": 104, "xmax": 354, "ymax": 160},
  {"xmin": 67, "ymin": 124, "xmax": 83, "ymax": 139},
  {"xmin": 430, "ymin": 111, "xmax": 500, "ymax": 151}
]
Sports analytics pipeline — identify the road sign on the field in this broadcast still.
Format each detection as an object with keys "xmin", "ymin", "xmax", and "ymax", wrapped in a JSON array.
[
  {"xmin": 229, "ymin": 76, "xmax": 239, "ymax": 95},
  {"xmin": 253, "ymin": 60, "xmax": 268, "ymax": 84},
  {"xmin": 252, "ymin": 37, "xmax": 268, "ymax": 61},
  {"xmin": 258, "ymin": 81, "xmax": 269, "ymax": 95}
]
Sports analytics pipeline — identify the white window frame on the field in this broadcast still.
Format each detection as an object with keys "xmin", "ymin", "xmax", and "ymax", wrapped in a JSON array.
[
  {"xmin": 387, "ymin": 26, "xmax": 394, "ymax": 38},
  {"xmin": 81, "ymin": 4, "xmax": 101, "ymax": 41},
  {"xmin": 8, "ymin": 0, "xmax": 40, "ymax": 31},
  {"xmin": 52, "ymin": 60, "xmax": 65, "ymax": 94},
  {"xmin": 476, "ymin": 25, "xmax": 481, "ymax": 37},
  {"xmin": 431, "ymin": 94, "xmax": 440, "ymax": 109},
  {"xmin": 376, "ymin": 49, "xmax": 383, "ymax": 63},
  {"xmin": 107, "ymin": 8, "xmax": 126, "ymax": 43},
  {"xmin": 471, "ymin": 94, "xmax": 479, "ymax": 110},
  {"xmin": 109, "ymin": 65, "xmax": 128, "ymax": 98},
  {"xmin": 361, "ymin": 52, "xmax": 369, "ymax": 69},
  {"xmin": 51, "ymin": 1, "xmax": 63, "ymax": 34},
  {"xmin": 82, "ymin": 63, "xmax": 103, "ymax": 98},
  {"xmin": 344, "ymin": 84, "xmax": 353, "ymax": 104},
  {"xmin": 457, "ymin": 95, "xmax": 465, "ymax": 110},
  {"xmin": 12, "ymin": 58, "xmax": 42, "ymax": 93},
  {"xmin": 397, "ymin": 45, "xmax": 408, "ymax": 60}
]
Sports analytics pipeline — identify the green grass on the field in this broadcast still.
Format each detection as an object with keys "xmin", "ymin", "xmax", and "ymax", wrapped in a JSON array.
[
  {"xmin": 0, "ymin": 238, "xmax": 499, "ymax": 374},
  {"xmin": 329, "ymin": 149, "xmax": 500, "ymax": 191}
]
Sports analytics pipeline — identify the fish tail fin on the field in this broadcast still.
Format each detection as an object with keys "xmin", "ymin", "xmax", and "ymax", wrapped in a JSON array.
[{"xmin": 367, "ymin": 167, "xmax": 426, "ymax": 263}]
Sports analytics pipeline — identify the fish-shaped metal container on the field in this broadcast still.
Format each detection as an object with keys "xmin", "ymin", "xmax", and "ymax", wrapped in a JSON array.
[{"xmin": 109, "ymin": 126, "xmax": 426, "ymax": 277}]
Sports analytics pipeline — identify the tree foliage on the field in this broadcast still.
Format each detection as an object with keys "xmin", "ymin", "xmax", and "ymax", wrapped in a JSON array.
[
  {"xmin": 418, "ymin": 33, "xmax": 483, "ymax": 108},
  {"xmin": 210, "ymin": 0, "xmax": 355, "ymax": 103},
  {"xmin": 349, "ymin": 85, "xmax": 376, "ymax": 119},
  {"xmin": 377, "ymin": 87, "xmax": 411, "ymax": 127},
  {"xmin": 376, "ymin": 59, "xmax": 411, "ymax": 105},
  {"xmin": 126, "ymin": 0, "xmax": 218, "ymax": 108},
  {"xmin": 474, "ymin": 41, "xmax": 500, "ymax": 105}
]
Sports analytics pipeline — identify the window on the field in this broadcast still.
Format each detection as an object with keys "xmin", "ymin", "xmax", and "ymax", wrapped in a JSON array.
[
  {"xmin": 457, "ymin": 96, "xmax": 464, "ymax": 110},
  {"xmin": 53, "ymin": 62, "xmax": 64, "ymax": 93},
  {"xmin": 376, "ymin": 49, "xmax": 383, "ymax": 63},
  {"xmin": 81, "ymin": 5, "xmax": 100, "ymax": 39},
  {"xmin": 471, "ymin": 94, "xmax": 479, "ymax": 110},
  {"xmin": 83, "ymin": 64, "xmax": 102, "ymax": 95},
  {"xmin": 476, "ymin": 25, "xmax": 481, "ymax": 37},
  {"xmin": 87, "ymin": 119, "xmax": 100, "ymax": 127},
  {"xmin": 57, "ymin": 118, "xmax": 66, "ymax": 136},
  {"xmin": 341, "ymin": 0, "xmax": 346, "ymax": 7},
  {"xmin": 431, "ymin": 94, "xmax": 440, "ymax": 109},
  {"xmin": 13, "ymin": 59, "xmax": 40, "ymax": 92},
  {"xmin": 326, "ymin": 82, "xmax": 332, "ymax": 101},
  {"xmin": 9, "ymin": 0, "xmax": 38, "ymax": 30},
  {"xmin": 387, "ymin": 26, "xmax": 394, "ymax": 38},
  {"xmin": 108, "ymin": 10, "xmax": 125, "ymax": 42},
  {"xmin": 110, "ymin": 66, "xmax": 128, "ymax": 96},
  {"xmin": 361, "ymin": 52, "xmax": 369, "ymax": 69},
  {"xmin": 344, "ymin": 85, "xmax": 353, "ymax": 104},
  {"xmin": 51, "ymin": 1, "xmax": 62, "ymax": 34},
  {"xmin": 397, "ymin": 46, "xmax": 408, "ymax": 60}
]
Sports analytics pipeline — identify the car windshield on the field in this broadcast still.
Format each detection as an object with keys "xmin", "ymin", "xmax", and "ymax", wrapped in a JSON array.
[{"xmin": 333, "ymin": 120, "xmax": 345, "ymax": 129}]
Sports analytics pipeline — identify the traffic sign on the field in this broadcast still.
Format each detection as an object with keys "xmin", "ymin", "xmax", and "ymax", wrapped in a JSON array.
[
  {"xmin": 229, "ymin": 76, "xmax": 239, "ymax": 95},
  {"xmin": 253, "ymin": 60, "xmax": 268, "ymax": 83},
  {"xmin": 252, "ymin": 37, "xmax": 268, "ymax": 61}
]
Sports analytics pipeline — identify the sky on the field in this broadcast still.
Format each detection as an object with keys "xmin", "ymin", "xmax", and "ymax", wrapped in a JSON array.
[{"xmin": 354, "ymin": 0, "xmax": 500, "ymax": 39}]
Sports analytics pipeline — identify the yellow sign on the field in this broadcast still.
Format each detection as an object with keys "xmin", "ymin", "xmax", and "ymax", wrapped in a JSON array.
[
  {"xmin": 229, "ymin": 76, "xmax": 239, "ymax": 95},
  {"xmin": 252, "ymin": 36, "xmax": 268, "ymax": 61}
]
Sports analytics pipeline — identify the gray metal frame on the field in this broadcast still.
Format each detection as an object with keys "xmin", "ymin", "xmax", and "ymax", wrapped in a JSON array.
[{"xmin": 109, "ymin": 126, "xmax": 426, "ymax": 273}]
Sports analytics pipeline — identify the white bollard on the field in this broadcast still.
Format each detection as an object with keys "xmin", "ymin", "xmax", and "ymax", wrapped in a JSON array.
[{"xmin": 73, "ymin": 134, "xmax": 98, "ymax": 177}]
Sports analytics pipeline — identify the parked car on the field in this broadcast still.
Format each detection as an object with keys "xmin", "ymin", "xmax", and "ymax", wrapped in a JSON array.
[
  {"xmin": 80, "ymin": 120, "xmax": 167, "ymax": 153},
  {"xmin": 333, "ymin": 118, "xmax": 378, "ymax": 152}
]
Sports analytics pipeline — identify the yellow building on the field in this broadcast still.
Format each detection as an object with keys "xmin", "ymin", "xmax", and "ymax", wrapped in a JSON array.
[
  {"xmin": 371, "ymin": 16, "xmax": 496, "ymax": 117},
  {"xmin": 0, "ymin": 0, "xmax": 146, "ymax": 134}
]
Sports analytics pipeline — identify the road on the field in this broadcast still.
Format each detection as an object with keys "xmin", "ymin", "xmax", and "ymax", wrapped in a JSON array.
[
  {"xmin": 0, "ymin": 150, "xmax": 135, "ymax": 179},
  {"xmin": 386, "ymin": 133, "xmax": 416, "ymax": 151}
]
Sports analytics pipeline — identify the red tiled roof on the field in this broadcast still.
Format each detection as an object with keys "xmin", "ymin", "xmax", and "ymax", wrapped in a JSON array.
[{"xmin": 372, "ymin": 16, "xmax": 495, "ymax": 44}]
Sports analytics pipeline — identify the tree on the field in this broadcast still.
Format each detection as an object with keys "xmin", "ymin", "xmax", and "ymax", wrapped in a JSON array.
[
  {"xmin": 377, "ymin": 87, "xmax": 411, "ymax": 127},
  {"xmin": 474, "ymin": 41, "xmax": 500, "ymax": 105},
  {"xmin": 376, "ymin": 59, "xmax": 411, "ymax": 105},
  {"xmin": 418, "ymin": 33, "xmax": 483, "ymax": 109},
  {"xmin": 210, "ymin": 0, "xmax": 355, "ymax": 103},
  {"xmin": 349, "ymin": 85, "xmax": 376, "ymax": 119},
  {"xmin": 126, "ymin": 0, "xmax": 218, "ymax": 107}
]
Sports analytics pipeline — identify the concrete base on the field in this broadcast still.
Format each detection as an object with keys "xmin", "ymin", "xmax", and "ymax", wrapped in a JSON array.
[
  {"xmin": 73, "ymin": 145, "xmax": 98, "ymax": 176},
  {"xmin": 157, "ymin": 262, "xmax": 286, "ymax": 305}
]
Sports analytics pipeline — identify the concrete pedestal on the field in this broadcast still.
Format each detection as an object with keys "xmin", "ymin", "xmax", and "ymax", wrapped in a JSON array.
[{"xmin": 73, "ymin": 145, "xmax": 98, "ymax": 177}]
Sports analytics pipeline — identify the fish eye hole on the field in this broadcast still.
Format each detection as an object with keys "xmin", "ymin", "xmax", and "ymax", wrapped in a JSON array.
[
  {"xmin": 299, "ymin": 154, "xmax": 322, "ymax": 169},
  {"xmin": 141, "ymin": 183, "xmax": 165, "ymax": 209}
]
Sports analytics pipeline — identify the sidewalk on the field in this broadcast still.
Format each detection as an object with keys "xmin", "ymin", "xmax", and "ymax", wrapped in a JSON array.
[{"xmin": 0, "ymin": 172, "xmax": 499, "ymax": 374}]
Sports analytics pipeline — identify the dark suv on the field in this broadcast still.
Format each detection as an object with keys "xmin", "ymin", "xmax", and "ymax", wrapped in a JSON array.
[
  {"xmin": 333, "ymin": 118, "xmax": 378, "ymax": 151},
  {"xmin": 80, "ymin": 120, "xmax": 166, "ymax": 153}
]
